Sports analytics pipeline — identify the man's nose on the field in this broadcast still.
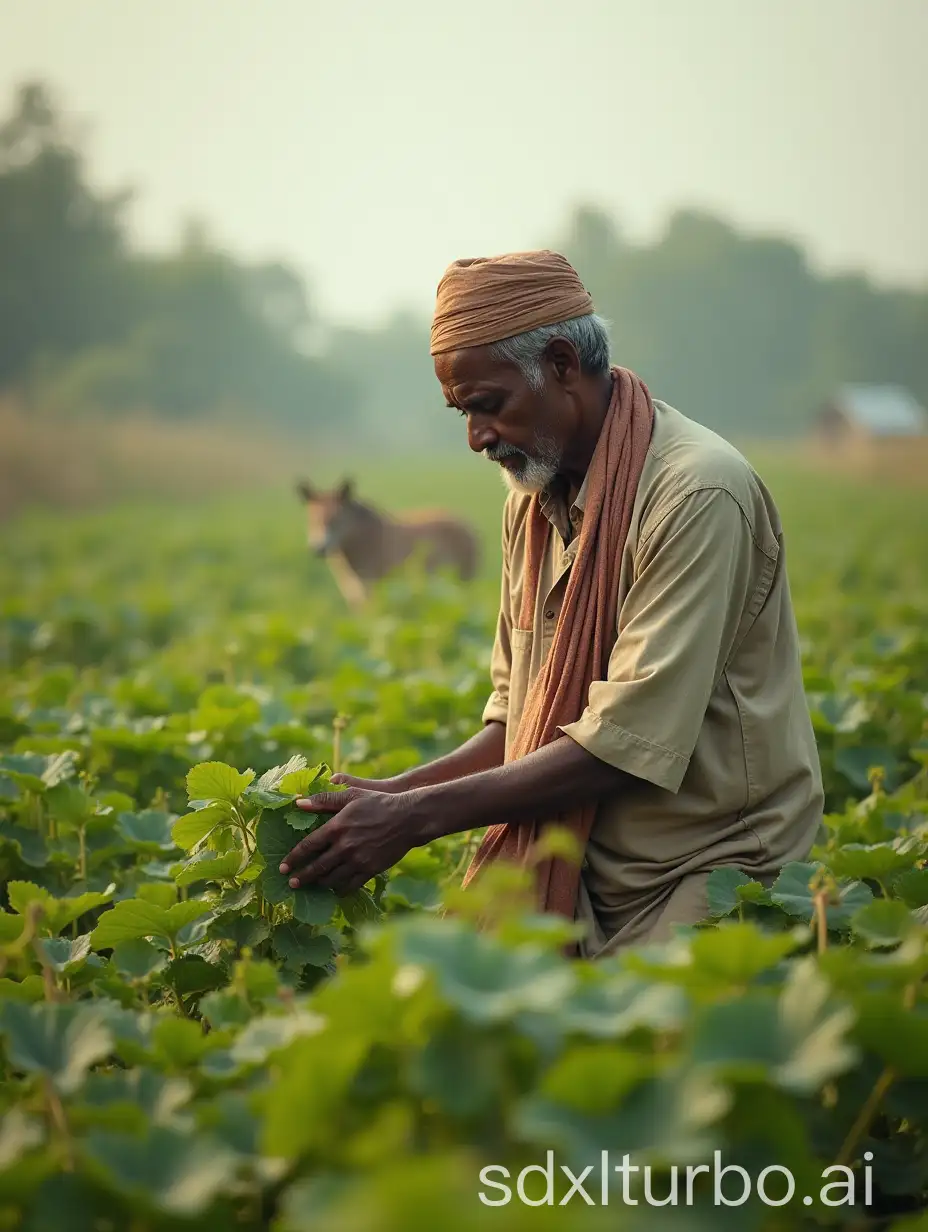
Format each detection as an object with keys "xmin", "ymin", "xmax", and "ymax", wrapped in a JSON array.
[{"xmin": 467, "ymin": 417, "xmax": 498, "ymax": 454}]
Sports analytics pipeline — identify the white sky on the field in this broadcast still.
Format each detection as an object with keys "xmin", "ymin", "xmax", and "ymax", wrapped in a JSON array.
[{"xmin": 2, "ymin": 0, "xmax": 926, "ymax": 327}]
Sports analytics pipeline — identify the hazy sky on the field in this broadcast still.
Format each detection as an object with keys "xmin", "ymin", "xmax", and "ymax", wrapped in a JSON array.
[{"xmin": 2, "ymin": 0, "xmax": 926, "ymax": 327}]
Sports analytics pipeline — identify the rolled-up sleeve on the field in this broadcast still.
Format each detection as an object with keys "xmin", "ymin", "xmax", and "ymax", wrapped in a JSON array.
[
  {"xmin": 481, "ymin": 496, "xmax": 515, "ymax": 726},
  {"xmin": 559, "ymin": 486, "xmax": 773, "ymax": 792}
]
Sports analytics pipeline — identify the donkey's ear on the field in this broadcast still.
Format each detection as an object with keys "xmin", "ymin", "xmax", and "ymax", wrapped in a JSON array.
[
  {"xmin": 295, "ymin": 479, "xmax": 316, "ymax": 502},
  {"xmin": 336, "ymin": 477, "xmax": 354, "ymax": 501}
]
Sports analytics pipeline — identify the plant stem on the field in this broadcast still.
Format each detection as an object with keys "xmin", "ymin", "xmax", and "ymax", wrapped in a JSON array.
[
  {"xmin": 813, "ymin": 889, "xmax": 829, "ymax": 955},
  {"xmin": 78, "ymin": 825, "xmax": 87, "ymax": 882},
  {"xmin": 332, "ymin": 714, "xmax": 348, "ymax": 774},
  {"xmin": 43, "ymin": 1077, "xmax": 74, "ymax": 1171},
  {"xmin": 834, "ymin": 1066, "xmax": 895, "ymax": 1167}
]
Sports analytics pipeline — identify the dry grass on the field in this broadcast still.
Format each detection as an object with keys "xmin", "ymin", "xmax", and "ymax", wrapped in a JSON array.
[
  {"xmin": 797, "ymin": 437, "xmax": 928, "ymax": 488},
  {"xmin": 0, "ymin": 399, "xmax": 316, "ymax": 520}
]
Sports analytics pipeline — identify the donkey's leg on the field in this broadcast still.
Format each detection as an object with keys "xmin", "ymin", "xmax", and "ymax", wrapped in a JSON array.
[{"xmin": 328, "ymin": 553, "xmax": 368, "ymax": 609}]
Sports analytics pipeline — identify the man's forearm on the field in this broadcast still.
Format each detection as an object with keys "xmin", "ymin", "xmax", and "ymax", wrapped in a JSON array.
[
  {"xmin": 412, "ymin": 734, "xmax": 630, "ymax": 842},
  {"xmin": 395, "ymin": 720, "xmax": 506, "ymax": 790}
]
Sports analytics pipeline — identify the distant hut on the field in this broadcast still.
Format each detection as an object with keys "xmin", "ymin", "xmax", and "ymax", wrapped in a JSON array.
[{"xmin": 810, "ymin": 385, "xmax": 928, "ymax": 481}]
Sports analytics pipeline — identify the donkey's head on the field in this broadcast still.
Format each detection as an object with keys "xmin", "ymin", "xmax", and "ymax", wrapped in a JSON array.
[{"xmin": 295, "ymin": 478, "xmax": 359, "ymax": 557}]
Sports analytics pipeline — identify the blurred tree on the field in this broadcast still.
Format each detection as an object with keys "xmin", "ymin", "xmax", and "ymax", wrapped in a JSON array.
[
  {"xmin": 556, "ymin": 205, "xmax": 928, "ymax": 440},
  {"xmin": 0, "ymin": 81, "xmax": 356, "ymax": 434},
  {"xmin": 3, "ymin": 80, "xmax": 925, "ymax": 446},
  {"xmin": 0, "ymin": 82, "xmax": 137, "ymax": 387}
]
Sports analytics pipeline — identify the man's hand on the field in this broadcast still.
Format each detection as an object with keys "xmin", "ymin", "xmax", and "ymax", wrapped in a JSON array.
[
  {"xmin": 279, "ymin": 786, "xmax": 421, "ymax": 896},
  {"xmin": 328, "ymin": 772, "xmax": 408, "ymax": 794}
]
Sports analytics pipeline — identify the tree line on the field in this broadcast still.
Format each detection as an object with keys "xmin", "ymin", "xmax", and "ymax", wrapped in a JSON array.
[{"xmin": 2, "ymin": 81, "xmax": 925, "ymax": 449}]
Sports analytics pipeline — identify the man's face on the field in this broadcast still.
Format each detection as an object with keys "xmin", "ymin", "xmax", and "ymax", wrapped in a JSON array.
[{"xmin": 434, "ymin": 345, "xmax": 575, "ymax": 495}]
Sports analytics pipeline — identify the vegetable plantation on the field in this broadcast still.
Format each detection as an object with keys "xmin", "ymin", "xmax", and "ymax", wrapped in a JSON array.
[{"xmin": 0, "ymin": 460, "xmax": 927, "ymax": 1231}]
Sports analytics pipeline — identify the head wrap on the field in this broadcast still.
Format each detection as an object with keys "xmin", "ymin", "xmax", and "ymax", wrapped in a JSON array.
[{"xmin": 429, "ymin": 249, "xmax": 595, "ymax": 355}]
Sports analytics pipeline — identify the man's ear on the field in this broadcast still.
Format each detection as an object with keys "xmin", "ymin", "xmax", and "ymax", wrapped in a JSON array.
[
  {"xmin": 545, "ymin": 337, "xmax": 583, "ymax": 386},
  {"xmin": 295, "ymin": 479, "xmax": 316, "ymax": 502},
  {"xmin": 336, "ymin": 477, "xmax": 354, "ymax": 502}
]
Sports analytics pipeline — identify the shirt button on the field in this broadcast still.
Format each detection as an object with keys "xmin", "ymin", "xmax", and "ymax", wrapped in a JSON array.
[{"xmin": 545, "ymin": 609, "xmax": 555, "ymax": 620}]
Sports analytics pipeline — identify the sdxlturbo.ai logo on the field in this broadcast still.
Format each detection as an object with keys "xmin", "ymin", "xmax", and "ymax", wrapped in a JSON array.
[{"xmin": 478, "ymin": 1151, "xmax": 874, "ymax": 1209}]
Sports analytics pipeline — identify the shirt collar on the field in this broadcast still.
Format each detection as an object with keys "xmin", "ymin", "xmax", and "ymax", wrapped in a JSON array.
[{"xmin": 539, "ymin": 471, "xmax": 588, "ymax": 544}]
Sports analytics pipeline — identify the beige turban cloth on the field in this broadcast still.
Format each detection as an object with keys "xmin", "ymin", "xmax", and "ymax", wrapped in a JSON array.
[{"xmin": 429, "ymin": 250, "xmax": 595, "ymax": 355}]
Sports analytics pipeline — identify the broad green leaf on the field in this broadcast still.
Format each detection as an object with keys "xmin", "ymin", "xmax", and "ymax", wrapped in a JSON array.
[
  {"xmin": 398, "ymin": 919, "xmax": 575, "ymax": 1023},
  {"xmin": 825, "ymin": 838, "xmax": 926, "ymax": 882},
  {"xmin": 835, "ymin": 745, "xmax": 902, "ymax": 792},
  {"xmin": 161, "ymin": 900, "xmax": 214, "ymax": 938},
  {"xmin": 228, "ymin": 1011, "xmax": 325, "ymax": 1067},
  {"xmin": 36, "ymin": 934, "xmax": 92, "ymax": 974},
  {"xmin": 256, "ymin": 809, "xmax": 304, "ymax": 906},
  {"xmin": 164, "ymin": 954, "xmax": 227, "ymax": 998},
  {"xmin": 174, "ymin": 847, "xmax": 244, "ymax": 887},
  {"xmin": 770, "ymin": 861, "xmax": 873, "ymax": 928},
  {"xmin": 0, "ymin": 754, "xmax": 47, "ymax": 793},
  {"xmin": 514, "ymin": 1070, "xmax": 726, "ymax": 1172},
  {"xmin": 136, "ymin": 882, "xmax": 177, "ymax": 910},
  {"xmin": 851, "ymin": 899, "xmax": 917, "ymax": 948},
  {"xmin": 689, "ymin": 959, "xmax": 858, "ymax": 1093},
  {"xmin": 209, "ymin": 884, "xmax": 256, "ymax": 916},
  {"xmin": 241, "ymin": 788, "xmax": 293, "ymax": 811},
  {"xmin": 236, "ymin": 957, "xmax": 280, "ymax": 1002},
  {"xmin": 706, "ymin": 867, "xmax": 755, "ymax": 917},
  {"xmin": 537, "ymin": 1043, "xmax": 649, "ymax": 1115},
  {"xmin": 409, "ymin": 1020, "xmax": 506, "ymax": 1118},
  {"xmin": 854, "ymin": 995, "xmax": 928, "ymax": 1077},
  {"xmin": 152, "ymin": 1017, "xmax": 226, "ymax": 1069},
  {"xmin": 559, "ymin": 973, "xmax": 688, "ymax": 1038},
  {"xmin": 0, "ymin": 822, "xmax": 48, "ymax": 868},
  {"xmin": 0, "ymin": 1108, "xmax": 44, "ymax": 1171},
  {"xmin": 272, "ymin": 923, "xmax": 335, "ymax": 972},
  {"xmin": 893, "ymin": 868, "xmax": 928, "ymax": 909},
  {"xmin": 198, "ymin": 990, "xmax": 253, "ymax": 1030},
  {"xmin": 78, "ymin": 1070, "xmax": 191, "ymax": 1130},
  {"xmin": 339, "ymin": 887, "xmax": 381, "ymax": 926},
  {"xmin": 256, "ymin": 754, "xmax": 308, "ymax": 792},
  {"xmin": 91, "ymin": 898, "xmax": 211, "ymax": 949},
  {"xmin": 283, "ymin": 805, "xmax": 330, "ymax": 834},
  {"xmin": 0, "ymin": 913, "xmax": 24, "ymax": 944},
  {"xmin": 110, "ymin": 939, "xmax": 169, "ymax": 981},
  {"xmin": 292, "ymin": 886, "xmax": 337, "ymax": 926},
  {"xmin": 7, "ymin": 881, "xmax": 115, "ymax": 937},
  {"xmin": 6, "ymin": 882, "xmax": 56, "ymax": 924},
  {"xmin": 83, "ymin": 1127, "xmax": 238, "ymax": 1216},
  {"xmin": 0, "ymin": 976, "xmax": 44, "ymax": 1003},
  {"xmin": 186, "ymin": 761, "xmax": 255, "ymax": 803},
  {"xmin": 261, "ymin": 1033, "xmax": 369, "ymax": 1158},
  {"xmin": 0, "ymin": 752, "xmax": 77, "ymax": 793},
  {"xmin": 171, "ymin": 803, "xmax": 231, "ymax": 852},
  {"xmin": 116, "ymin": 810, "xmax": 177, "ymax": 852},
  {"xmin": 383, "ymin": 873, "xmax": 442, "ymax": 911},
  {"xmin": 689, "ymin": 922, "xmax": 801, "ymax": 982},
  {"xmin": 278, "ymin": 766, "xmax": 329, "ymax": 796},
  {"xmin": 0, "ymin": 1002, "xmax": 112, "ymax": 1094},
  {"xmin": 207, "ymin": 914, "xmax": 269, "ymax": 950},
  {"xmin": 45, "ymin": 782, "xmax": 95, "ymax": 825}
]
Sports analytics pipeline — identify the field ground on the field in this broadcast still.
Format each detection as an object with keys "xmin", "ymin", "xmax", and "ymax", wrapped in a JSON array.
[{"xmin": 1, "ymin": 451, "xmax": 927, "ymax": 1229}]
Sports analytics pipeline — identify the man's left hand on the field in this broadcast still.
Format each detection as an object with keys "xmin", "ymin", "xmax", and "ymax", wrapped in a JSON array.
[{"xmin": 279, "ymin": 787, "xmax": 421, "ymax": 896}]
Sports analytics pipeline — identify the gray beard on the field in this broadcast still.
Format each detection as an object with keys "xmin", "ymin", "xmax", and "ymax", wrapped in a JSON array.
[{"xmin": 485, "ymin": 434, "xmax": 562, "ymax": 496}]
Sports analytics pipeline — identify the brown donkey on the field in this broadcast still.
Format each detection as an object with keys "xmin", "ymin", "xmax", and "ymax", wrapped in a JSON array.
[{"xmin": 296, "ymin": 478, "xmax": 480, "ymax": 608}]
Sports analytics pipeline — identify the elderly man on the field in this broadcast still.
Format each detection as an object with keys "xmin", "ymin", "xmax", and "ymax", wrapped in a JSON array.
[{"xmin": 281, "ymin": 250, "xmax": 824, "ymax": 957}]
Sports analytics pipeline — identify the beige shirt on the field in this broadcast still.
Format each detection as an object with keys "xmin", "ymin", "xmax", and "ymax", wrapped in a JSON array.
[{"xmin": 482, "ymin": 398, "xmax": 824, "ymax": 957}]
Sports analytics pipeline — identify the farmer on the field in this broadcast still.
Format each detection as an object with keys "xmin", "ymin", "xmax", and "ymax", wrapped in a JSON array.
[{"xmin": 280, "ymin": 250, "xmax": 824, "ymax": 957}]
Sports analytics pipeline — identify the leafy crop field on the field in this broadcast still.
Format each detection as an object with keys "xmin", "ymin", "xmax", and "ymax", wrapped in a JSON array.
[{"xmin": 1, "ymin": 457, "xmax": 927, "ymax": 1231}]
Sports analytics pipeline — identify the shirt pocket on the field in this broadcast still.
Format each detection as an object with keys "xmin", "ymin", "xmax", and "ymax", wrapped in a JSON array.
[{"xmin": 507, "ymin": 626, "xmax": 535, "ymax": 741}]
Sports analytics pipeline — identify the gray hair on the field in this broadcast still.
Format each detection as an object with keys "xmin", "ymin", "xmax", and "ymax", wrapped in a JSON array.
[{"xmin": 489, "ymin": 312, "xmax": 611, "ymax": 391}]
